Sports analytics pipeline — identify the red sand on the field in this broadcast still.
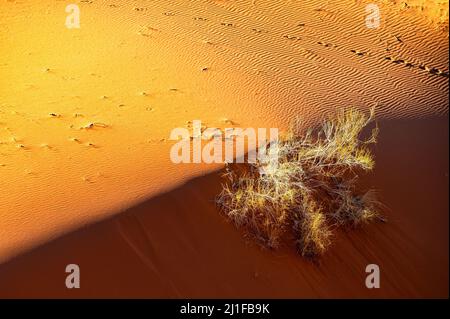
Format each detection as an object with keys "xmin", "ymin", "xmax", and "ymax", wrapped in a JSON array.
[{"xmin": 0, "ymin": 116, "xmax": 447, "ymax": 298}]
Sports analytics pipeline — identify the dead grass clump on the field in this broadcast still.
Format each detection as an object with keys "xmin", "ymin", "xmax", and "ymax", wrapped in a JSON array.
[{"xmin": 216, "ymin": 107, "xmax": 383, "ymax": 257}]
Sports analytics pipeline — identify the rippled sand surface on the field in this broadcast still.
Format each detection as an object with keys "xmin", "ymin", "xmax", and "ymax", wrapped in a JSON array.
[{"xmin": 0, "ymin": 0, "xmax": 448, "ymax": 296}]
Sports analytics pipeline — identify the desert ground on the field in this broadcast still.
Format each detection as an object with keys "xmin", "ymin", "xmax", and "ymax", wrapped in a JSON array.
[{"xmin": 0, "ymin": 0, "xmax": 448, "ymax": 297}]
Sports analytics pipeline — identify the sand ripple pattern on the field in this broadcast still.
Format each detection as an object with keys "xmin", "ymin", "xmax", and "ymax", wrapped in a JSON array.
[{"xmin": 133, "ymin": 0, "xmax": 448, "ymax": 122}]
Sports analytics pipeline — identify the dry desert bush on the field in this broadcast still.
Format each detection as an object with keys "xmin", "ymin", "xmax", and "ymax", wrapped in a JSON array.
[{"xmin": 216, "ymin": 107, "xmax": 384, "ymax": 257}]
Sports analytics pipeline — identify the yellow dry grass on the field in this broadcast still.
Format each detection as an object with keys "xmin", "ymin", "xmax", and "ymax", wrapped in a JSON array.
[{"xmin": 217, "ymin": 108, "xmax": 384, "ymax": 257}]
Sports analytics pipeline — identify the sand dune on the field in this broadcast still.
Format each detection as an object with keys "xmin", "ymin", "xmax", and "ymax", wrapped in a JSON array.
[
  {"xmin": 0, "ymin": 116, "xmax": 447, "ymax": 298},
  {"xmin": 0, "ymin": 0, "xmax": 448, "ymax": 297}
]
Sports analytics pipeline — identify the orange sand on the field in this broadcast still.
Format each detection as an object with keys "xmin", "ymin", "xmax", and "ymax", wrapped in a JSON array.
[
  {"xmin": 0, "ymin": 116, "xmax": 447, "ymax": 298},
  {"xmin": 0, "ymin": 0, "xmax": 448, "ymax": 297}
]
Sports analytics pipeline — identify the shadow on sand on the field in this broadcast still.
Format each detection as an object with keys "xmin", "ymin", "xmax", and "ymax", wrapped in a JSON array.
[{"xmin": 0, "ymin": 116, "xmax": 448, "ymax": 298}]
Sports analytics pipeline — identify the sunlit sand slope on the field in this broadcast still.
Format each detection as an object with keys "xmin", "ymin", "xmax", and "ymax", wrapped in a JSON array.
[{"xmin": 0, "ymin": 0, "xmax": 448, "ymax": 262}]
